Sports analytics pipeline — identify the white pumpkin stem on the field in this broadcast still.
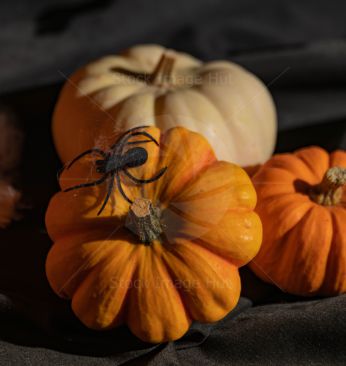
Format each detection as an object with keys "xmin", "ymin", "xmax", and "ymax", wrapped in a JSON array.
[
  {"xmin": 150, "ymin": 53, "xmax": 175, "ymax": 86},
  {"xmin": 310, "ymin": 166, "xmax": 346, "ymax": 206},
  {"xmin": 125, "ymin": 198, "xmax": 163, "ymax": 244}
]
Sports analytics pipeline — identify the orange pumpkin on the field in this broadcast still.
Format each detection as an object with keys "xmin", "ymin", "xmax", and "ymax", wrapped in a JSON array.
[
  {"xmin": 45, "ymin": 126, "xmax": 262, "ymax": 343},
  {"xmin": 250, "ymin": 146, "xmax": 346, "ymax": 296}
]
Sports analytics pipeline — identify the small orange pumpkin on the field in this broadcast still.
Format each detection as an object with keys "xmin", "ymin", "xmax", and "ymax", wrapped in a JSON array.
[
  {"xmin": 45, "ymin": 126, "xmax": 262, "ymax": 343},
  {"xmin": 250, "ymin": 146, "xmax": 346, "ymax": 296}
]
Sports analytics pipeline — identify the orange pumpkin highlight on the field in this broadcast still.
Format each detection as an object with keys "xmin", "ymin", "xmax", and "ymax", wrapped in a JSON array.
[
  {"xmin": 250, "ymin": 146, "xmax": 346, "ymax": 296},
  {"xmin": 45, "ymin": 126, "xmax": 262, "ymax": 343}
]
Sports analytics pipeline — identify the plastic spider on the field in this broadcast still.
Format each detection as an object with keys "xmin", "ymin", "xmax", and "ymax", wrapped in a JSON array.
[{"xmin": 62, "ymin": 126, "xmax": 167, "ymax": 215}]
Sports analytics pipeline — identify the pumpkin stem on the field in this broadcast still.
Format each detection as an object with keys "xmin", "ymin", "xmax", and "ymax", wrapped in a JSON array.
[
  {"xmin": 125, "ymin": 198, "xmax": 163, "ymax": 244},
  {"xmin": 310, "ymin": 166, "xmax": 346, "ymax": 206},
  {"xmin": 150, "ymin": 53, "xmax": 175, "ymax": 86}
]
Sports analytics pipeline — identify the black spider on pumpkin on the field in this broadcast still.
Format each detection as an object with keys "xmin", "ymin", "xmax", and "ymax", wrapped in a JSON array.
[{"xmin": 62, "ymin": 126, "xmax": 167, "ymax": 215}]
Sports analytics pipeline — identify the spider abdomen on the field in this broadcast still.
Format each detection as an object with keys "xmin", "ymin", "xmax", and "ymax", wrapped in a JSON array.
[{"xmin": 122, "ymin": 147, "xmax": 148, "ymax": 169}]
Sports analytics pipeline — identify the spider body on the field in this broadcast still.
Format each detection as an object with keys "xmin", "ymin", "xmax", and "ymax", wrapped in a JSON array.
[
  {"xmin": 62, "ymin": 126, "xmax": 167, "ymax": 215},
  {"xmin": 95, "ymin": 147, "xmax": 148, "ymax": 174}
]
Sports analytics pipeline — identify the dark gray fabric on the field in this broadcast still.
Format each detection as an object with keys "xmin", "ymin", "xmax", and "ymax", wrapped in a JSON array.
[
  {"xmin": 1, "ymin": 0, "xmax": 346, "ymax": 133},
  {"xmin": 2, "ymin": 294, "xmax": 346, "ymax": 365},
  {"xmin": 1, "ymin": 0, "xmax": 346, "ymax": 93},
  {"xmin": 0, "ymin": 0, "xmax": 346, "ymax": 365}
]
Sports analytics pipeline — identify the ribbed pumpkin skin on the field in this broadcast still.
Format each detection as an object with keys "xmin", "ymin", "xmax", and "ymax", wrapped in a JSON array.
[
  {"xmin": 45, "ymin": 127, "xmax": 262, "ymax": 343},
  {"xmin": 250, "ymin": 146, "xmax": 346, "ymax": 296},
  {"xmin": 52, "ymin": 44, "xmax": 276, "ymax": 167}
]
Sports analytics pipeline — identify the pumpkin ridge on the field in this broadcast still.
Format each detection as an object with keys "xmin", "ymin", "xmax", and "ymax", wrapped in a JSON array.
[
  {"xmin": 71, "ymin": 242, "xmax": 139, "ymax": 329},
  {"xmin": 319, "ymin": 208, "xmax": 346, "ymax": 295},
  {"xmin": 157, "ymin": 127, "xmax": 216, "ymax": 202},
  {"xmin": 165, "ymin": 276, "xmax": 195, "ymax": 324},
  {"xmin": 47, "ymin": 237, "xmax": 117, "ymax": 299},
  {"xmin": 258, "ymin": 192, "xmax": 312, "ymax": 207},
  {"xmin": 163, "ymin": 241, "xmax": 238, "ymax": 318},
  {"xmin": 226, "ymin": 206, "xmax": 256, "ymax": 214},
  {"xmin": 194, "ymin": 72, "xmax": 234, "ymax": 120},
  {"xmin": 193, "ymin": 86, "xmax": 239, "ymax": 156},
  {"xmin": 258, "ymin": 192, "xmax": 312, "ymax": 208},
  {"xmin": 166, "ymin": 202, "xmax": 215, "ymax": 229},
  {"xmin": 253, "ymin": 205, "xmax": 331, "ymax": 295},
  {"xmin": 158, "ymin": 254, "xmax": 196, "ymax": 321},
  {"xmin": 94, "ymin": 244, "xmax": 140, "ymax": 327},
  {"xmin": 126, "ymin": 245, "xmax": 190, "ymax": 342},
  {"xmin": 104, "ymin": 91, "xmax": 156, "ymax": 129},
  {"xmin": 250, "ymin": 218, "xmax": 304, "ymax": 291},
  {"xmin": 48, "ymin": 216, "xmax": 128, "ymax": 243},
  {"xmin": 258, "ymin": 199, "xmax": 314, "ymax": 242},
  {"xmin": 319, "ymin": 209, "xmax": 339, "ymax": 294},
  {"xmin": 169, "ymin": 159, "xmax": 254, "ymax": 205},
  {"xmin": 295, "ymin": 146, "xmax": 330, "ymax": 181},
  {"xmin": 292, "ymin": 207, "xmax": 333, "ymax": 293},
  {"xmin": 115, "ymin": 247, "xmax": 149, "ymax": 326},
  {"xmin": 192, "ymin": 87, "xmax": 228, "ymax": 121},
  {"xmin": 166, "ymin": 89, "xmax": 213, "ymax": 125},
  {"xmin": 191, "ymin": 87, "xmax": 239, "ymax": 159},
  {"xmin": 87, "ymin": 56, "xmax": 140, "ymax": 75},
  {"xmin": 153, "ymin": 247, "xmax": 192, "ymax": 322},
  {"xmin": 48, "ymin": 223, "xmax": 121, "ymax": 243},
  {"xmin": 261, "ymin": 163, "xmax": 311, "ymax": 184},
  {"xmin": 260, "ymin": 165, "xmax": 297, "ymax": 178},
  {"xmin": 151, "ymin": 250, "xmax": 191, "ymax": 341},
  {"xmin": 191, "ymin": 238, "xmax": 241, "ymax": 267},
  {"xmin": 79, "ymin": 74, "xmax": 143, "ymax": 99},
  {"xmin": 173, "ymin": 180, "xmax": 235, "ymax": 203},
  {"xmin": 153, "ymin": 93, "xmax": 166, "ymax": 131},
  {"xmin": 90, "ymin": 84, "xmax": 145, "ymax": 111},
  {"xmin": 198, "ymin": 209, "xmax": 262, "ymax": 267},
  {"xmin": 174, "ymin": 161, "xmax": 238, "ymax": 202},
  {"xmin": 252, "ymin": 167, "xmax": 298, "ymax": 199}
]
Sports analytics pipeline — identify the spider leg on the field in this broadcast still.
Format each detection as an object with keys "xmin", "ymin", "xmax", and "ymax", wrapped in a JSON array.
[
  {"xmin": 125, "ymin": 139, "xmax": 154, "ymax": 145},
  {"xmin": 66, "ymin": 148, "xmax": 107, "ymax": 170},
  {"xmin": 115, "ymin": 173, "xmax": 133, "ymax": 204},
  {"xmin": 63, "ymin": 174, "xmax": 108, "ymax": 192},
  {"xmin": 97, "ymin": 174, "xmax": 115, "ymax": 216},
  {"xmin": 111, "ymin": 131, "xmax": 159, "ymax": 150},
  {"xmin": 114, "ymin": 125, "xmax": 150, "ymax": 146},
  {"xmin": 120, "ymin": 125, "xmax": 150, "ymax": 135},
  {"xmin": 123, "ymin": 166, "xmax": 168, "ymax": 184},
  {"xmin": 127, "ymin": 131, "xmax": 159, "ymax": 146}
]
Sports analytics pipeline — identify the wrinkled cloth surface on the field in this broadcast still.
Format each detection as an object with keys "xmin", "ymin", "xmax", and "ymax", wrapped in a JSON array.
[
  {"xmin": 0, "ymin": 0, "xmax": 346, "ymax": 365},
  {"xmin": 1, "ymin": 0, "xmax": 346, "ymax": 135},
  {"xmin": 1, "ymin": 294, "xmax": 346, "ymax": 365}
]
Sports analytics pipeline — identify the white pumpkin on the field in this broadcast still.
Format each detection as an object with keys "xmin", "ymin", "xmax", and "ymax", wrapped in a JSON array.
[{"xmin": 53, "ymin": 44, "xmax": 277, "ymax": 166}]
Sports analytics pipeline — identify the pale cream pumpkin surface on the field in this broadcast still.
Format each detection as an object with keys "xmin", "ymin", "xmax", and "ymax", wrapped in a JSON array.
[{"xmin": 53, "ymin": 44, "xmax": 277, "ymax": 166}]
